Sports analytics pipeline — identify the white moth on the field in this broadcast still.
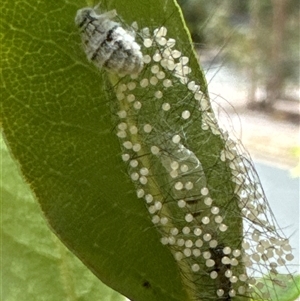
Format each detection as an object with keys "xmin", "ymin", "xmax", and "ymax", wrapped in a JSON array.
[{"xmin": 75, "ymin": 7, "xmax": 144, "ymax": 75}]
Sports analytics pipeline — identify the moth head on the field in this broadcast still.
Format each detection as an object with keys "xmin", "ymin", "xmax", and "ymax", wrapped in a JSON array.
[{"xmin": 75, "ymin": 7, "xmax": 98, "ymax": 28}]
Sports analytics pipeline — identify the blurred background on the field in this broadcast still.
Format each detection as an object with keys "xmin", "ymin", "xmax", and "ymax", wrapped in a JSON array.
[
  {"xmin": 178, "ymin": 0, "xmax": 299, "ymax": 169},
  {"xmin": 178, "ymin": 0, "xmax": 300, "ymax": 277}
]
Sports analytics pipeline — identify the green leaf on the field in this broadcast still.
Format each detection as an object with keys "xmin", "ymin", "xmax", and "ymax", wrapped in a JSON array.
[
  {"xmin": 1, "ymin": 135, "xmax": 126, "ymax": 301},
  {"xmin": 1, "ymin": 1, "xmax": 193, "ymax": 300}
]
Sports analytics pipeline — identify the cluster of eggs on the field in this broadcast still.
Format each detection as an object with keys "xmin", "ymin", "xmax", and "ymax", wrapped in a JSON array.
[{"xmin": 76, "ymin": 6, "xmax": 296, "ymax": 300}]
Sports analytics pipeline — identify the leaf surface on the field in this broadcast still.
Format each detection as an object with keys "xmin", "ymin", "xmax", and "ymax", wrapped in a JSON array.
[
  {"xmin": 1, "ymin": 0, "xmax": 199, "ymax": 300},
  {"xmin": 1, "ymin": 136, "xmax": 126, "ymax": 301}
]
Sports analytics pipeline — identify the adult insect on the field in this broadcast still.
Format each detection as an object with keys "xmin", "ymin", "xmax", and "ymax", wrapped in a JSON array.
[{"xmin": 75, "ymin": 6, "xmax": 144, "ymax": 75}]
